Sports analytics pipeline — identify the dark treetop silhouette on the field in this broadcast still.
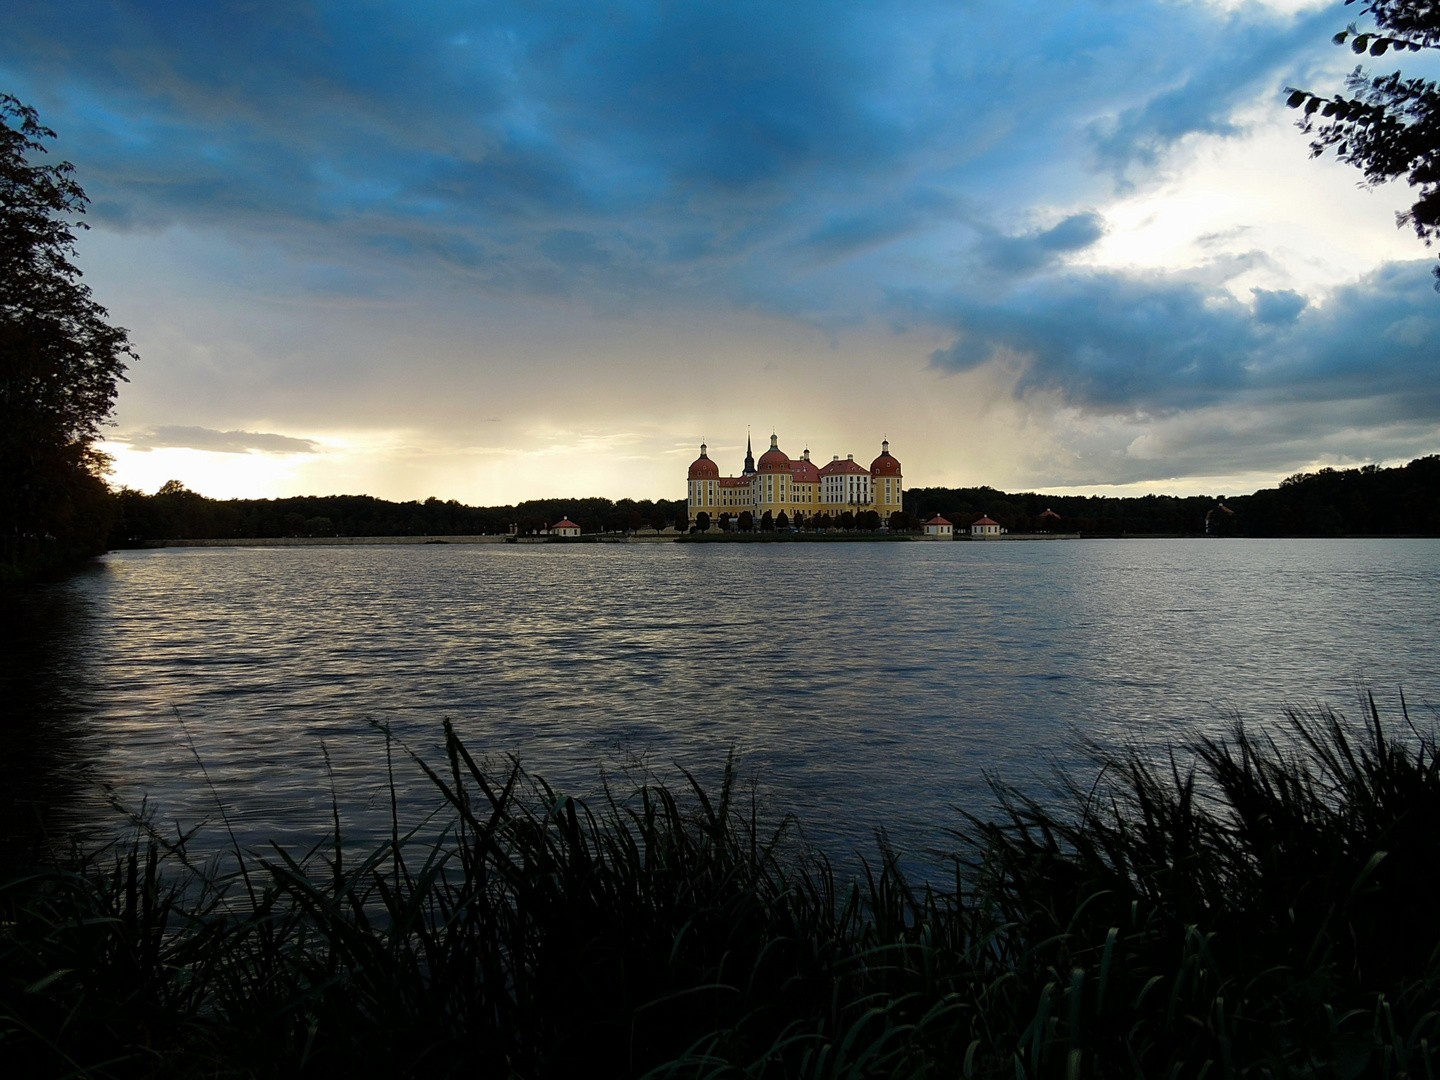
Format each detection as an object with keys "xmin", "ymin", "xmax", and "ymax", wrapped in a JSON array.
[{"xmin": 1, "ymin": 96, "xmax": 134, "ymax": 581}]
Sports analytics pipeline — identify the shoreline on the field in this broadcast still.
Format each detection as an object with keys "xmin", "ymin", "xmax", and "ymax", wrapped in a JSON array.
[
  {"xmin": 137, "ymin": 535, "xmax": 510, "ymax": 547},
  {"xmin": 122, "ymin": 531, "xmax": 1432, "ymax": 549}
]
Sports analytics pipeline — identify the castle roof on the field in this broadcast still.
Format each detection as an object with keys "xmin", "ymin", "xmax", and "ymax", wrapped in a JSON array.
[
  {"xmin": 870, "ymin": 440, "xmax": 901, "ymax": 477},
  {"xmin": 819, "ymin": 456, "xmax": 869, "ymax": 476},
  {"xmin": 688, "ymin": 442, "xmax": 719, "ymax": 480},
  {"xmin": 757, "ymin": 433, "xmax": 791, "ymax": 473}
]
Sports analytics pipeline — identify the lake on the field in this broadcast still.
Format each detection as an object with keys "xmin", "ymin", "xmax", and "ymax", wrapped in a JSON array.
[{"xmin": 3, "ymin": 539, "xmax": 1437, "ymax": 872}]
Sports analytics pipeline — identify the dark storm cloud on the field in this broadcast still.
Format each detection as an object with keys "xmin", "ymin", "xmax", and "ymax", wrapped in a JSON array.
[
  {"xmin": 917, "ymin": 259, "xmax": 1440, "ymax": 419},
  {"xmin": 975, "ymin": 212, "xmax": 1108, "ymax": 275},
  {"xmin": 123, "ymin": 426, "xmax": 319, "ymax": 455},
  {"xmin": 1088, "ymin": 8, "xmax": 1333, "ymax": 176},
  {"xmin": 0, "ymin": 0, "xmax": 1326, "ymax": 290},
  {"xmin": 1252, "ymin": 288, "xmax": 1308, "ymax": 325}
]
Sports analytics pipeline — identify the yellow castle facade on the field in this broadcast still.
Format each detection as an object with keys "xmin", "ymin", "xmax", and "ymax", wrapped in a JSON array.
[{"xmin": 686, "ymin": 434, "xmax": 903, "ymax": 522}]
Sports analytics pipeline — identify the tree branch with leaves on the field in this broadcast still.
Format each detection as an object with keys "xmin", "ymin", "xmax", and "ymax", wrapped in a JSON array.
[{"xmin": 1285, "ymin": 2, "xmax": 1440, "ymax": 285}]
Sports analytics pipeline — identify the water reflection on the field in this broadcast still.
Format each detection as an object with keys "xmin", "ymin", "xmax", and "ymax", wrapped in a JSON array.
[
  {"xmin": 0, "ymin": 564, "xmax": 114, "ymax": 871},
  {"xmin": 2, "ymin": 540, "xmax": 1436, "ymax": 873}
]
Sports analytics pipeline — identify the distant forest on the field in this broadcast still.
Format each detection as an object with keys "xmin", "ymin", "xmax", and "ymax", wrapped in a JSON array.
[
  {"xmin": 109, "ymin": 484, "xmax": 687, "ymax": 544},
  {"xmin": 905, "ymin": 455, "xmax": 1440, "ymax": 537},
  {"xmin": 109, "ymin": 455, "xmax": 1440, "ymax": 544}
]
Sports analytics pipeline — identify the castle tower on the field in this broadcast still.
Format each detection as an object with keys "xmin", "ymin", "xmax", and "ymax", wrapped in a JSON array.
[
  {"xmin": 869, "ymin": 439, "xmax": 902, "ymax": 519},
  {"xmin": 687, "ymin": 441, "xmax": 720, "ymax": 516}
]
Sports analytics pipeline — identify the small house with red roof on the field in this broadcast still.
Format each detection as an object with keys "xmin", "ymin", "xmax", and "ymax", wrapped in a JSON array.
[
  {"xmin": 923, "ymin": 515, "xmax": 953, "ymax": 538},
  {"xmin": 971, "ymin": 515, "xmax": 1004, "ymax": 537},
  {"xmin": 551, "ymin": 518, "xmax": 581, "ymax": 537}
]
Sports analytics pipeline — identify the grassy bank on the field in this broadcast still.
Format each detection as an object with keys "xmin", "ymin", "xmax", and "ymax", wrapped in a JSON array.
[{"xmin": 4, "ymin": 701, "xmax": 1439, "ymax": 1078}]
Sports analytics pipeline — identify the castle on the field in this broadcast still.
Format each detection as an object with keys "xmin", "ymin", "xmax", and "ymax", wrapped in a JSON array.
[{"xmin": 686, "ymin": 434, "xmax": 903, "ymax": 524}]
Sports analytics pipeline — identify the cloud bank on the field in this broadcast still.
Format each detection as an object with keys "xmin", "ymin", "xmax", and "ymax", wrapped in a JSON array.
[
  {"xmin": 1, "ymin": 0, "xmax": 1335, "ymax": 289},
  {"xmin": 920, "ymin": 260, "xmax": 1440, "ymax": 416},
  {"xmin": 121, "ymin": 426, "xmax": 319, "ymax": 455}
]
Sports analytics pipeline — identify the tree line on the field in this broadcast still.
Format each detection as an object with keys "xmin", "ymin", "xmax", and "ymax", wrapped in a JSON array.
[
  {"xmin": 109, "ymin": 482, "xmax": 689, "ymax": 543},
  {"xmin": 690, "ymin": 509, "xmax": 910, "ymax": 534},
  {"xmin": 107, "ymin": 454, "xmax": 1439, "ymax": 543},
  {"xmin": 906, "ymin": 455, "xmax": 1440, "ymax": 537}
]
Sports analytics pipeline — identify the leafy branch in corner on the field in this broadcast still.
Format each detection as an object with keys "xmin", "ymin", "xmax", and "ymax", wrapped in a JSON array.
[{"xmin": 1284, "ymin": 1, "xmax": 1440, "ymax": 286}]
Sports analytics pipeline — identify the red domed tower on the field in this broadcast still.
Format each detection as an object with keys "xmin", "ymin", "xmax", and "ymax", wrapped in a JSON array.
[
  {"xmin": 869, "ymin": 439, "xmax": 903, "ymax": 517},
  {"xmin": 688, "ymin": 442, "xmax": 719, "ymax": 481},
  {"xmin": 757, "ymin": 433, "xmax": 791, "ymax": 473},
  {"xmin": 753, "ymin": 434, "xmax": 793, "ymax": 519},
  {"xmin": 870, "ymin": 439, "xmax": 900, "ymax": 477},
  {"xmin": 688, "ymin": 442, "xmax": 719, "ymax": 520}
]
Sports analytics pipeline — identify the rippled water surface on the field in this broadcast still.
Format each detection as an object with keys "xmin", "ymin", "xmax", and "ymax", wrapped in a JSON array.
[{"xmin": 3, "ymin": 539, "xmax": 1437, "ymax": 868}]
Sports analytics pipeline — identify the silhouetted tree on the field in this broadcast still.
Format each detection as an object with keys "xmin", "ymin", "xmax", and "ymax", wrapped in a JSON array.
[
  {"xmin": 695, "ymin": 511, "xmax": 710, "ymax": 532},
  {"xmin": 760, "ymin": 510, "xmax": 774, "ymax": 532},
  {"xmin": 858, "ymin": 510, "xmax": 880, "ymax": 531},
  {"xmin": 839, "ymin": 510, "xmax": 855, "ymax": 530},
  {"xmin": 2, "ymin": 96, "xmax": 135, "ymax": 579},
  {"xmin": 1286, "ymin": 1, "xmax": 1440, "ymax": 285},
  {"xmin": 738, "ymin": 511, "xmax": 753, "ymax": 532},
  {"xmin": 775, "ymin": 510, "xmax": 789, "ymax": 530}
]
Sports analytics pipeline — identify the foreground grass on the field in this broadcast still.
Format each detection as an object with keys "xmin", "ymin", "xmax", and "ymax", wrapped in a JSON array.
[{"xmin": 4, "ymin": 701, "xmax": 1440, "ymax": 1079}]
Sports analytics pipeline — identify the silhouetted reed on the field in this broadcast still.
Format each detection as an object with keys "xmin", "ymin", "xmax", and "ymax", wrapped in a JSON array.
[{"xmin": 4, "ymin": 698, "xmax": 1439, "ymax": 1078}]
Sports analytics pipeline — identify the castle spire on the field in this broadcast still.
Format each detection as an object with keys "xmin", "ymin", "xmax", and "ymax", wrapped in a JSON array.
[{"xmin": 743, "ymin": 432, "xmax": 756, "ymax": 476}]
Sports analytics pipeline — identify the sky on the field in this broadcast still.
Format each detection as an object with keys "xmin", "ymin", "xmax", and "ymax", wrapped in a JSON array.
[{"xmin": 4, "ymin": 0, "xmax": 1439, "ymax": 503}]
